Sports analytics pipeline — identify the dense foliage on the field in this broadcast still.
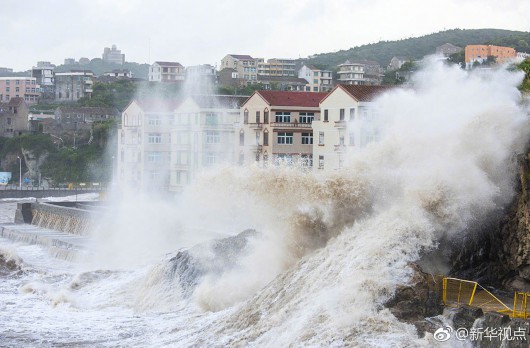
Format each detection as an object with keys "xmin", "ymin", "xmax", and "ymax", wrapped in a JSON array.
[
  {"xmin": 78, "ymin": 79, "xmax": 137, "ymax": 110},
  {"xmin": 305, "ymin": 29, "xmax": 529, "ymax": 70},
  {"xmin": 518, "ymin": 59, "xmax": 530, "ymax": 92}
]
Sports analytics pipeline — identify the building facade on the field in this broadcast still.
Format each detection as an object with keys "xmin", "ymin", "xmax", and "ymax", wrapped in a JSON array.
[
  {"xmin": 0, "ymin": 98, "xmax": 29, "ymax": 137},
  {"xmin": 257, "ymin": 58, "xmax": 297, "ymax": 77},
  {"xmin": 298, "ymin": 65, "xmax": 334, "ymax": 92},
  {"xmin": 32, "ymin": 65, "xmax": 55, "ymax": 100},
  {"xmin": 313, "ymin": 85, "xmax": 393, "ymax": 171},
  {"xmin": 0, "ymin": 77, "xmax": 40, "ymax": 104},
  {"xmin": 149, "ymin": 62, "xmax": 185, "ymax": 82},
  {"xmin": 170, "ymin": 95, "xmax": 247, "ymax": 192},
  {"xmin": 220, "ymin": 54, "xmax": 258, "ymax": 85},
  {"xmin": 54, "ymin": 106, "xmax": 120, "ymax": 131},
  {"xmin": 118, "ymin": 99, "xmax": 181, "ymax": 190},
  {"xmin": 102, "ymin": 44, "xmax": 125, "ymax": 65},
  {"xmin": 337, "ymin": 60, "xmax": 366, "ymax": 85},
  {"xmin": 237, "ymin": 91, "xmax": 327, "ymax": 167},
  {"xmin": 54, "ymin": 71, "xmax": 94, "ymax": 102},
  {"xmin": 388, "ymin": 56, "xmax": 410, "ymax": 71},
  {"xmin": 436, "ymin": 43, "xmax": 463, "ymax": 57},
  {"xmin": 465, "ymin": 45, "xmax": 517, "ymax": 68}
]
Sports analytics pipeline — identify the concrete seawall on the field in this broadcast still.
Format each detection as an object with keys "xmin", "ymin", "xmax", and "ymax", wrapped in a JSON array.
[{"xmin": 0, "ymin": 189, "xmax": 102, "ymax": 199}]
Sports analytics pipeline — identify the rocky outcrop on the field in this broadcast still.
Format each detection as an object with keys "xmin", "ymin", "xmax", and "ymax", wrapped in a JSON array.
[
  {"xmin": 21, "ymin": 147, "xmax": 47, "ymax": 185},
  {"xmin": 385, "ymin": 263, "xmax": 443, "ymax": 336}
]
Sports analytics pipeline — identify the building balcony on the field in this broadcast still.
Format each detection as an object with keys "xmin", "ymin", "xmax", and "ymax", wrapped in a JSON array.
[
  {"xmin": 248, "ymin": 123, "xmax": 263, "ymax": 129},
  {"xmin": 202, "ymin": 123, "xmax": 235, "ymax": 131},
  {"xmin": 334, "ymin": 144, "xmax": 347, "ymax": 153},
  {"xmin": 249, "ymin": 144, "xmax": 262, "ymax": 152},
  {"xmin": 270, "ymin": 122, "xmax": 312, "ymax": 128},
  {"xmin": 334, "ymin": 120, "xmax": 347, "ymax": 128},
  {"xmin": 173, "ymin": 163, "xmax": 189, "ymax": 170},
  {"xmin": 84, "ymin": 88, "xmax": 93, "ymax": 93},
  {"xmin": 84, "ymin": 80, "xmax": 93, "ymax": 85}
]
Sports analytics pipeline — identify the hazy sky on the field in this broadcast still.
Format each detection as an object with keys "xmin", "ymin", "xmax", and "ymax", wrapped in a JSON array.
[{"xmin": 1, "ymin": 0, "xmax": 529, "ymax": 71}]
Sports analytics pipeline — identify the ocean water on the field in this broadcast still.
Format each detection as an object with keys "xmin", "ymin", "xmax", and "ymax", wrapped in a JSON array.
[{"xmin": 1, "ymin": 61, "xmax": 528, "ymax": 347}]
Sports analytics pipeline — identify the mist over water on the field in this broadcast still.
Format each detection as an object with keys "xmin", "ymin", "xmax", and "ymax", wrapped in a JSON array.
[{"xmin": 1, "ymin": 60, "xmax": 529, "ymax": 346}]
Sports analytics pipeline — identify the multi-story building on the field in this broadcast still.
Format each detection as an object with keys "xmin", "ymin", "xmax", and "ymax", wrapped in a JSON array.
[
  {"xmin": 0, "ymin": 97, "xmax": 29, "ymax": 137},
  {"xmin": 436, "ymin": 43, "xmax": 463, "ymax": 57},
  {"xmin": 0, "ymin": 77, "xmax": 40, "ymax": 104},
  {"xmin": 257, "ymin": 76, "xmax": 309, "ymax": 91},
  {"xmin": 102, "ymin": 44, "xmax": 125, "ymax": 65},
  {"xmin": 388, "ymin": 56, "xmax": 410, "ymax": 71},
  {"xmin": 218, "ymin": 68, "xmax": 241, "ymax": 87},
  {"xmin": 220, "ymin": 54, "xmax": 258, "ymax": 85},
  {"xmin": 337, "ymin": 60, "xmax": 383, "ymax": 86},
  {"xmin": 32, "ymin": 65, "xmax": 55, "ymax": 100},
  {"xmin": 54, "ymin": 71, "xmax": 94, "ymax": 102},
  {"xmin": 170, "ymin": 95, "xmax": 247, "ymax": 192},
  {"xmin": 148, "ymin": 62, "xmax": 185, "ymax": 82},
  {"xmin": 54, "ymin": 106, "xmax": 120, "ymax": 131},
  {"xmin": 103, "ymin": 69, "xmax": 133, "ymax": 78},
  {"xmin": 337, "ymin": 60, "xmax": 366, "ymax": 85},
  {"xmin": 312, "ymin": 84, "xmax": 393, "ymax": 171},
  {"xmin": 0, "ymin": 67, "xmax": 14, "ymax": 75},
  {"xmin": 465, "ymin": 45, "xmax": 517, "ymax": 68},
  {"xmin": 237, "ymin": 91, "xmax": 327, "ymax": 167},
  {"xmin": 298, "ymin": 65, "xmax": 333, "ymax": 92},
  {"xmin": 257, "ymin": 58, "xmax": 297, "ymax": 77},
  {"xmin": 118, "ymin": 99, "xmax": 181, "ymax": 190}
]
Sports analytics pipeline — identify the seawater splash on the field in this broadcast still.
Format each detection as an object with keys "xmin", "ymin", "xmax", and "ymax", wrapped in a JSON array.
[
  {"xmin": 4, "ymin": 60, "xmax": 527, "ymax": 347},
  {"xmin": 147, "ymin": 60, "xmax": 528, "ymax": 346}
]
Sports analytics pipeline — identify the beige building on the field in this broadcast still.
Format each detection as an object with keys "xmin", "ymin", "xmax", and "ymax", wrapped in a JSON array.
[
  {"xmin": 337, "ymin": 60, "xmax": 366, "ymax": 85},
  {"xmin": 221, "ymin": 54, "xmax": 258, "ymax": 84},
  {"xmin": 257, "ymin": 58, "xmax": 297, "ymax": 77},
  {"xmin": 170, "ymin": 95, "xmax": 247, "ymax": 192},
  {"xmin": 237, "ymin": 91, "xmax": 328, "ymax": 167},
  {"xmin": 313, "ymin": 84, "xmax": 393, "ymax": 171},
  {"xmin": 118, "ymin": 99, "xmax": 181, "ymax": 190},
  {"xmin": 298, "ymin": 65, "xmax": 333, "ymax": 92}
]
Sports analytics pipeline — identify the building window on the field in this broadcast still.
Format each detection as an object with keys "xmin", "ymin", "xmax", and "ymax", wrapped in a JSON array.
[
  {"xmin": 340, "ymin": 109, "xmax": 345, "ymax": 121},
  {"xmin": 319, "ymin": 155, "xmax": 324, "ymax": 169},
  {"xmin": 244, "ymin": 109, "xmax": 249, "ymax": 124},
  {"xmin": 6, "ymin": 87, "xmax": 9, "ymax": 92},
  {"xmin": 206, "ymin": 131, "xmax": 220, "ymax": 144},
  {"xmin": 350, "ymin": 108, "xmax": 355, "ymax": 121},
  {"xmin": 277, "ymin": 132, "xmax": 293, "ymax": 144},
  {"xmin": 206, "ymin": 153, "xmax": 217, "ymax": 166},
  {"xmin": 349, "ymin": 133, "xmax": 355, "ymax": 146},
  {"xmin": 206, "ymin": 113, "xmax": 218, "ymax": 125},
  {"xmin": 255, "ymin": 111, "xmax": 260, "ymax": 124},
  {"xmin": 301, "ymin": 133, "xmax": 313, "ymax": 145},
  {"xmin": 147, "ymin": 152, "xmax": 162, "ymax": 162},
  {"xmin": 239, "ymin": 152, "xmax": 244, "ymax": 165},
  {"xmin": 239, "ymin": 130, "xmax": 244, "ymax": 146},
  {"xmin": 15, "ymin": 80, "xmax": 19, "ymax": 85},
  {"xmin": 299, "ymin": 112, "xmax": 314, "ymax": 123},
  {"xmin": 148, "ymin": 133, "xmax": 162, "ymax": 143},
  {"xmin": 147, "ymin": 115, "xmax": 161, "ymax": 125},
  {"xmin": 324, "ymin": 110, "xmax": 328, "ymax": 122},
  {"xmin": 275, "ymin": 112, "xmax": 291, "ymax": 123},
  {"xmin": 263, "ymin": 129, "xmax": 269, "ymax": 146},
  {"xmin": 339, "ymin": 135, "xmax": 345, "ymax": 145},
  {"xmin": 301, "ymin": 154, "xmax": 313, "ymax": 167},
  {"xmin": 319, "ymin": 131, "xmax": 324, "ymax": 145},
  {"xmin": 264, "ymin": 109, "xmax": 269, "ymax": 123},
  {"xmin": 7, "ymin": 118, "xmax": 11, "ymax": 125}
]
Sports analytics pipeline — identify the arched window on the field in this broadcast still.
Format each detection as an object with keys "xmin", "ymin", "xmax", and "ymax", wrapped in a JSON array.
[
  {"xmin": 244, "ymin": 109, "xmax": 249, "ymax": 124},
  {"xmin": 264, "ymin": 108, "xmax": 269, "ymax": 124},
  {"xmin": 239, "ymin": 129, "xmax": 244, "ymax": 146},
  {"xmin": 263, "ymin": 129, "xmax": 269, "ymax": 146}
]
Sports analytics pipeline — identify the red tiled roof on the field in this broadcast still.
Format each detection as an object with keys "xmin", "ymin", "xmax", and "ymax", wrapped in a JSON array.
[
  {"xmin": 229, "ymin": 54, "xmax": 254, "ymax": 60},
  {"xmin": 338, "ymin": 84, "xmax": 394, "ymax": 102},
  {"xmin": 256, "ymin": 91, "xmax": 328, "ymax": 107},
  {"xmin": 154, "ymin": 61, "xmax": 183, "ymax": 67}
]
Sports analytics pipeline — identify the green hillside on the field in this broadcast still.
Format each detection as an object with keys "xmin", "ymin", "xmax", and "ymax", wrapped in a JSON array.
[{"xmin": 306, "ymin": 29, "xmax": 530, "ymax": 70}]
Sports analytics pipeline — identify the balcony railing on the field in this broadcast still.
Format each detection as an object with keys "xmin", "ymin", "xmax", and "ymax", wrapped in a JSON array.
[
  {"xmin": 249, "ymin": 144, "xmax": 262, "ymax": 152},
  {"xmin": 270, "ymin": 122, "xmax": 312, "ymax": 128},
  {"xmin": 334, "ymin": 144, "xmax": 347, "ymax": 152},
  {"xmin": 248, "ymin": 123, "xmax": 263, "ymax": 129},
  {"xmin": 334, "ymin": 120, "xmax": 347, "ymax": 128}
]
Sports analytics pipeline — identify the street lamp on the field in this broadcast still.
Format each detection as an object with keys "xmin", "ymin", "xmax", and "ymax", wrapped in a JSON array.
[{"xmin": 16, "ymin": 155, "xmax": 21, "ymax": 189}]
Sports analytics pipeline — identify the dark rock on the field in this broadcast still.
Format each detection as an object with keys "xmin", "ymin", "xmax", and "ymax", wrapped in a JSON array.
[{"xmin": 452, "ymin": 305, "xmax": 484, "ymax": 330}]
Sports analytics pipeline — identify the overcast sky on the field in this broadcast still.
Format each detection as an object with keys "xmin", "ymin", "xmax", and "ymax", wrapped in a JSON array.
[{"xmin": 1, "ymin": 0, "xmax": 529, "ymax": 71}]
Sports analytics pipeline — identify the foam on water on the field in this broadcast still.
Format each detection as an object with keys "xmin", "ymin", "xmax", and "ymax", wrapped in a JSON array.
[{"xmin": 0, "ymin": 60, "xmax": 529, "ymax": 347}]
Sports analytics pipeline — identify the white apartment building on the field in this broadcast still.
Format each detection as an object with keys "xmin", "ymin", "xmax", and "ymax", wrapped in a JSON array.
[
  {"xmin": 149, "ymin": 62, "xmax": 185, "ymax": 82},
  {"xmin": 337, "ymin": 60, "xmax": 366, "ymax": 85},
  {"xmin": 298, "ymin": 65, "xmax": 334, "ymax": 92},
  {"xmin": 313, "ymin": 84, "xmax": 393, "ymax": 171},
  {"xmin": 170, "ymin": 95, "xmax": 247, "ymax": 192},
  {"xmin": 118, "ymin": 99, "xmax": 181, "ymax": 190}
]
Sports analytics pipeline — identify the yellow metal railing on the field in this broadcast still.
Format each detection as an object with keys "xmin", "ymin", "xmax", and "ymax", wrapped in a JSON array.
[{"xmin": 432, "ymin": 276, "xmax": 530, "ymax": 318}]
